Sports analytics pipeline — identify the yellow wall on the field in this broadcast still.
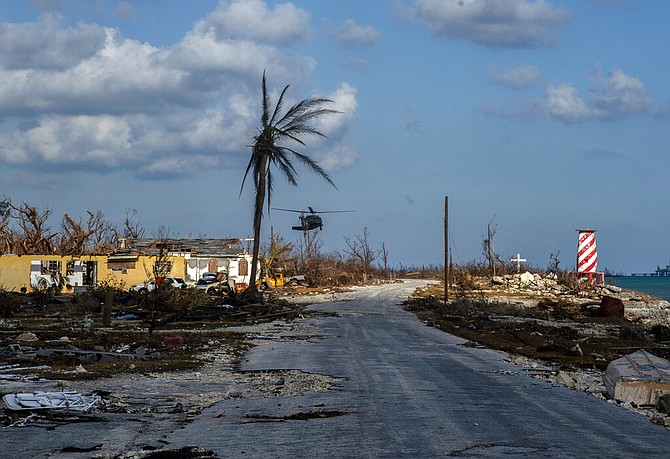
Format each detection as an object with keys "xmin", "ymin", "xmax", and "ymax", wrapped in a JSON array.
[{"xmin": 0, "ymin": 254, "xmax": 187, "ymax": 293}]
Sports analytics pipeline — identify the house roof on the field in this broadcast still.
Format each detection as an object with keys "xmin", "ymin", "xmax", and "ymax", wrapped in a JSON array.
[{"xmin": 126, "ymin": 238, "xmax": 249, "ymax": 257}]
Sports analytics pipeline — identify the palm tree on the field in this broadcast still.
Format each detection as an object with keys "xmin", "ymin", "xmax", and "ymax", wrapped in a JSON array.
[{"xmin": 241, "ymin": 71, "xmax": 338, "ymax": 291}]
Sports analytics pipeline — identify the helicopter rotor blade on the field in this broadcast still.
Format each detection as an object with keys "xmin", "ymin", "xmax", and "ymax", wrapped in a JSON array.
[
  {"xmin": 314, "ymin": 210, "xmax": 355, "ymax": 214},
  {"xmin": 272, "ymin": 207, "xmax": 304, "ymax": 213}
]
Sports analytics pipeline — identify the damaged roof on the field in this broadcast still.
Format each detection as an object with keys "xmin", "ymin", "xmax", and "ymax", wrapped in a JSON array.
[{"xmin": 126, "ymin": 238, "xmax": 248, "ymax": 257}]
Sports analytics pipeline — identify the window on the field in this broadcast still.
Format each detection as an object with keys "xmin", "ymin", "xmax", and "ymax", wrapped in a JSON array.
[
  {"xmin": 42, "ymin": 260, "xmax": 61, "ymax": 275},
  {"xmin": 238, "ymin": 258, "xmax": 248, "ymax": 276}
]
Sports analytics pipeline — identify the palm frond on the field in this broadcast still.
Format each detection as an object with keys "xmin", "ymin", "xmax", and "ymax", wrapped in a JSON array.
[
  {"xmin": 283, "ymin": 147, "xmax": 336, "ymax": 189},
  {"xmin": 261, "ymin": 71, "xmax": 270, "ymax": 128},
  {"xmin": 269, "ymin": 85, "xmax": 290, "ymax": 127}
]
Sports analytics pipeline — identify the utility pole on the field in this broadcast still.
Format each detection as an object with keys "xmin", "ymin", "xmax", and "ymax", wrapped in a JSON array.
[{"xmin": 444, "ymin": 196, "xmax": 449, "ymax": 302}]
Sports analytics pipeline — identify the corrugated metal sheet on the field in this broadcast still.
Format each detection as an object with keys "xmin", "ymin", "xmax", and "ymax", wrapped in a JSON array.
[{"xmin": 127, "ymin": 238, "xmax": 247, "ymax": 257}]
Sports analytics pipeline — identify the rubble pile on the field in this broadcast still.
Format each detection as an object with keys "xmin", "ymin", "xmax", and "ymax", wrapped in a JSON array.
[{"xmin": 482, "ymin": 272, "xmax": 670, "ymax": 326}]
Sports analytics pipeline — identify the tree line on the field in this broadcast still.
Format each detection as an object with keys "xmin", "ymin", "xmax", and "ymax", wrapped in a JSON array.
[{"xmin": 0, "ymin": 201, "xmax": 143, "ymax": 256}]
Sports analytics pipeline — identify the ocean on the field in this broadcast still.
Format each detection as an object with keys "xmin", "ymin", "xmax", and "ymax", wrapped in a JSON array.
[{"xmin": 605, "ymin": 276, "xmax": 670, "ymax": 302}]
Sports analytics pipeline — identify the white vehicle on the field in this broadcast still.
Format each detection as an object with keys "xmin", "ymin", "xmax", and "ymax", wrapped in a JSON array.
[
  {"xmin": 130, "ymin": 277, "xmax": 187, "ymax": 294},
  {"xmin": 195, "ymin": 272, "xmax": 230, "ymax": 295}
]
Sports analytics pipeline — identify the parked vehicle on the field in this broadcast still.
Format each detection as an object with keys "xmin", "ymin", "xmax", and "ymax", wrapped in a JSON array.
[
  {"xmin": 258, "ymin": 273, "xmax": 306, "ymax": 289},
  {"xmin": 163, "ymin": 277, "xmax": 187, "ymax": 289},
  {"xmin": 130, "ymin": 277, "xmax": 187, "ymax": 294},
  {"xmin": 195, "ymin": 272, "xmax": 230, "ymax": 295}
]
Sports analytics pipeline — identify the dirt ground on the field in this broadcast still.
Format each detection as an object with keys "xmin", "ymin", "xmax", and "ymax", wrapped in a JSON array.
[
  {"xmin": 0, "ymin": 285, "xmax": 353, "ymax": 434},
  {"xmin": 3, "ymin": 278, "xmax": 670, "ymax": 435},
  {"xmin": 404, "ymin": 280, "xmax": 670, "ymax": 371}
]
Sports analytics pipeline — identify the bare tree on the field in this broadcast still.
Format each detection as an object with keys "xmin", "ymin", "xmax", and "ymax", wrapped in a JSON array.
[
  {"xmin": 343, "ymin": 227, "xmax": 379, "ymax": 282},
  {"xmin": 14, "ymin": 203, "xmax": 57, "ymax": 255},
  {"xmin": 123, "ymin": 208, "xmax": 145, "ymax": 239},
  {"xmin": 378, "ymin": 241, "xmax": 390, "ymax": 277},
  {"xmin": 482, "ymin": 217, "xmax": 507, "ymax": 277},
  {"xmin": 0, "ymin": 198, "xmax": 16, "ymax": 254},
  {"xmin": 58, "ymin": 210, "xmax": 116, "ymax": 255},
  {"xmin": 261, "ymin": 229, "xmax": 293, "ymax": 278}
]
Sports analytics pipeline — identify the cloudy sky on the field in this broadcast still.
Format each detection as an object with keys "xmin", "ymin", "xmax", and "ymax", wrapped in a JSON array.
[{"xmin": 0, "ymin": 0, "xmax": 668, "ymax": 274}]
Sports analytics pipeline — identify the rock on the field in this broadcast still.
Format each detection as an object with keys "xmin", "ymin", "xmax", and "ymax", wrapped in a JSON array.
[
  {"xmin": 491, "ymin": 276, "xmax": 505, "ymax": 285},
  {"xmin": 603, "ymin": 285, "xmax": 622, "ymax": 294},
  {"xmin": 134, "ymin": 345, "xmax": 147, "ymax": 356},
  {"xmin": 15, "ymin": 332, "xmax": 38, "ymax": 342},
  {"xmin": 519, "ymin": 272, "xmax": 534, "ymax": 285},
  {"xmin": 568, "ymin": 343, "xmax": 583, "ymax": 356},
  {"xmin": 555, "ymin": 371, "xmax": 577, "ymax": 389},
  {"xmin": 657, "ymin": 393, "xmax": 670, "ymax": 414},
  {"xmin": 597, "ymin": 296, "xmax": 625, "ymax": 317}
]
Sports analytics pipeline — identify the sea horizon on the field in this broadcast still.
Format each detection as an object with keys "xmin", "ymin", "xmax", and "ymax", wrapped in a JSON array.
[{"xmin": 605, "ymin": 275, "xmax": 670, "ymax": 302}]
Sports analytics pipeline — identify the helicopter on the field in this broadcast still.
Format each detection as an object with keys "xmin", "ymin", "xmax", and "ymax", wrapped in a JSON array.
[{"xmin": 272, "ymin": 207, "xmax": 353, "ymax": 232}]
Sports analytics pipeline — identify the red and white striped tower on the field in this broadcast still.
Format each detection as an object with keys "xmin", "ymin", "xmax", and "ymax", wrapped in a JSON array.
[
  {"xmin": 576, "ymin": 229, "xmax": 603, "ymax": 283},
  {"xmin": 577, "ymin": 229, "xmax": 598, "ymax": 274}
]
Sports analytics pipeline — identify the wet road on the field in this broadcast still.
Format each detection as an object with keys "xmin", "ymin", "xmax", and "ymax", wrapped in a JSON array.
[{"xmin": 4, "ymin": 280, "xmax": 670, "ymax": 458}]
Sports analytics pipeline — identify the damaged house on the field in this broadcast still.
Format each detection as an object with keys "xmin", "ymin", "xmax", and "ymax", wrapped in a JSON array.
[
  {"xmin": 0, "ymin": 238, "xmax": 256, "ymax": 293},
  {"xmin": 126, "ymin": 238, "xmax": 257, "ymax": 289}
]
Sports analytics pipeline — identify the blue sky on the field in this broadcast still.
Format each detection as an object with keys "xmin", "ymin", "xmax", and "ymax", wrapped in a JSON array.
[{"xmin": 0, "ymin": 0, "xmax": 669, "ymax": 274}]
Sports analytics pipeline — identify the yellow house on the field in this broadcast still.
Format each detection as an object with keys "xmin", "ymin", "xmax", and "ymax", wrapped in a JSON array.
[{"xmin": 0, "ymin": 252, "xmax": 187, "ymax": 293}]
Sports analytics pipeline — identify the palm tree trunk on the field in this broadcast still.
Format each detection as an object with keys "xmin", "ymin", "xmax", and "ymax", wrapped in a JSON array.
[{"xmin": 250, "ymin": 160, "xmax": 266, "ymax": 290}]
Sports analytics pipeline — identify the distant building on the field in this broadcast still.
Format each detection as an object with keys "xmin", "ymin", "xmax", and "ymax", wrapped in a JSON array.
[{"xmin": 0, "ymin": 237, "xmax": 257, "ymax": 293}]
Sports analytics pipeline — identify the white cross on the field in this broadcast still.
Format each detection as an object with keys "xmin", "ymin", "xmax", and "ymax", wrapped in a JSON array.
[{"xmin": 510, "ymin": 253, "xmax": 526, "ymax": 271}]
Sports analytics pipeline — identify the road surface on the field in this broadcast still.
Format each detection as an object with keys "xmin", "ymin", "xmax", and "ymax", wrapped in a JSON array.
[{"xmin": 3, "ymin": 279, "xmax": 670, "ymax": 458}]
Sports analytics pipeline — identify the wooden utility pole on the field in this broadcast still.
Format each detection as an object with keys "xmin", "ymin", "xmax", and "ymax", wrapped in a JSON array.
[{"xmin": 444, "ymin": 196, "xmax": 449, "ymax": 302}]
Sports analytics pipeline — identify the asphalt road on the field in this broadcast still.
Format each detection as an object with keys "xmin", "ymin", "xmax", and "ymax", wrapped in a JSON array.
[{"xmin": 4, "ymin": 279, "xmax": 670, "ymax": 458}]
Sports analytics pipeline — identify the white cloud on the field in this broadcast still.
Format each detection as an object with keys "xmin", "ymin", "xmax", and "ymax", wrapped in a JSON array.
[
  {"xmin": 412, "ymin": 0, "xmax": 571, "ymax": 48},
  {"xmin": 138, "ymin": 154, "xmax": 221, "ymax": 179},
  {"xmin": 314, "ymin": 83, "xmax": 358, "ymax": 138},
  {"xmin": 167, "ymin": 25, "xmax": 316, "ymax": 81},
  {"xmin": 0, "ymin": 115, "xmax": 135, "ymax": 167},
  {"xmin": 198, "ymin": 0, "xmax": 311, "ymax": 43},
  {"xmin": 532, "ymin": 69, "xmax": 653, "ymax": 123},
  {"xmin": 315, "ymin": 145, "xmax": 359, "ymax": 172},
  {"xmin": 590, "ymin": 69, "xmax": 652, "ymax": 118},
  {"xmin": 0, "ymin": 27, "xmax": 203, "ymax": 116},
  {"xmin": 0, "ymin": 16, "xmax": 106, "ymax": 70},
  {"xmin": 0, "ymin": 2, "xmax": 359, "ymax": 178},
  {"xmin": 334, "ymin": 19, "xmax": 381, "ymax": 47},
  {"xmin": 536, "ymin": 83, "xmax": 594, "ymax": 123},
  {"xmin": 491, "ymin": 64, "xmax": 543, "ymax": 89}
]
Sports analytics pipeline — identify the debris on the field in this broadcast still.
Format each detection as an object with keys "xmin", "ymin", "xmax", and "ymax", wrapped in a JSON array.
[
  {"xmin": 604, "ymin": 349, "xmax": 670, "ymax": 405},
  {"xmin": 0, "ymin": 344, "xmax": 32, "ymax": 359},
  {"xmin": 3, "ymin": 391, "xmax": 101, "ymax": 413},
  {"xmin": 15, "ymin": 332, "xmax": 38, "ymax": 342},
  {"xmin": 60, "ymin": 444, "xmax": 103, "ymax": 453},
  {"xmin": 0, "ymin": 363, "xmax": 50, "ymax": 373},
  {"xmin": 36, "ymin": 346, "xmax": 160, "ymax": 362},
  {"xmin": 163, "ymin": 335, "xmax": 185, "ymax": 346}
]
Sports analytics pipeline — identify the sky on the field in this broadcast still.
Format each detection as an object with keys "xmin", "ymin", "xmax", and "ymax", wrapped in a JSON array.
[{"xmin": 0, "ymin": 0, "xmax": 669, "ymax": 275}]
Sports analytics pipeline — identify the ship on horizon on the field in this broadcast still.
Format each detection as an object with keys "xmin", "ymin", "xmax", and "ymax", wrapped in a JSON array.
[
  {"xmin": 630, "ymin": 262, "xmax": 670, "ymax": 277},
  {"xmin": 655, "ymin": 263, "xmax": 670, "ymax": 277}
]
